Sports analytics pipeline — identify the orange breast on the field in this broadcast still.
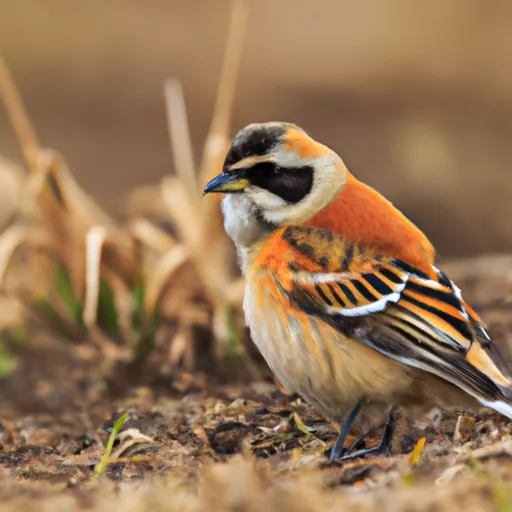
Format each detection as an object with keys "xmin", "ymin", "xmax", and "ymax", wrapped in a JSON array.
[{"xmin": 305, "ymin": 172, "xmax": 435, "ymax": 274}]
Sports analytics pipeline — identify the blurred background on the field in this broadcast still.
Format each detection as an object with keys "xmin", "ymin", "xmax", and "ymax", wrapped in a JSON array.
[{"xmin": 1, "ymin": 0, "xmax": 512, "ymax": 258}]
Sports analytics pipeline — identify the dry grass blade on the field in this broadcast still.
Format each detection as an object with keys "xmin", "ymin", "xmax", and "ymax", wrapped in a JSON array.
[
  {"xmin": 111, "ymin": 428, "xmax": 156, "ymax": 458},
  {"xmin": 0, "ymin": 225, "xmax": 34, "ymax": 288},
  {"xmin": 198, "ymin": 0, "xmax": 251, "ymax": 185},
  {"xmin": 32, "ymin": 149, "xmax": 133, "ymax": 249},
  {"xmin": 197, "ymin": 0, "xmax": 251, "ymax": 271},
  {"xmin": 0, "ymin": 156, "xmax": 25, "ymax": 230},
  {"xmin": 125, "ymin": 184, "xmax": 169, "ymax": 220},
  {"xmin": 83, "ymin": 226, "xmax": 107, "ymax": 329},
  {"xmin": 32, "ymin": 151, "xmax": 87, "ymax": 298},
  {"xmin": 0, "ymin": 53, "xmax": 40, "ymax": 170},
  {"xmin": 164, "ymin": 79, "xmax": 197, "ymax": 203},
  {"xmin": 129, "ymin": 218, "xmax": 176, "ymax": 254},
  {"xmin": 143, "ymin": 244, "xmax": 189, "ymax": 315},
  {"xmin": 168, "ymin": 322, "xmax": 193, "ymax": 368},
  {"xmin": 161, "ymin": 177, "xmax": 201, "ymax": 253},
  {"xmin": 0, "ymin": 225, "xmax": 51, "ymax": 299},
  {"xmin": 161, "ymin": 176, "xmax": 237, "ymax": 305}
]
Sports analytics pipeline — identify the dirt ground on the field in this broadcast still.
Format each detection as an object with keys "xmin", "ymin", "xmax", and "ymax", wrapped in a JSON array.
[{"xmin": 0, "ymin": 256, "xmax": 512, "ymax": 511}]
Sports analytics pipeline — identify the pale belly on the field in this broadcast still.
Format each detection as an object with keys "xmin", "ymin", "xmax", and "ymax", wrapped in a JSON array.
[{"xmin": 243, "ymin": 279, "xmax": 419, "ymax": 423}]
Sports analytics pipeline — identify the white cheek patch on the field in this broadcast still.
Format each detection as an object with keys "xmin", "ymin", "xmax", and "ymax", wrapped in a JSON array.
[{"xmin": 248, "ymin": 186, "xmax": 288, "ymax": 210}]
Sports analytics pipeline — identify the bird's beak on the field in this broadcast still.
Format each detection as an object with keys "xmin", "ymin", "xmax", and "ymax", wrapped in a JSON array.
[{"xmin": 202, "ymin": 170, "xmax": 249, "ymax": 195}]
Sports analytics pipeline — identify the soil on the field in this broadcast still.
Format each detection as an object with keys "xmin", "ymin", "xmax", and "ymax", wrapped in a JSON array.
[{"xmin": 1, "ymin": 256, "xmax": 512, "ymax": 512}]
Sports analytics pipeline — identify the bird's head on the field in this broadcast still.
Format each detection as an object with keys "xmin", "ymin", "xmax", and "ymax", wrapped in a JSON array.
[{"xmin": 203, "ymin": 122, "xmax": 347, "ymax": 247}]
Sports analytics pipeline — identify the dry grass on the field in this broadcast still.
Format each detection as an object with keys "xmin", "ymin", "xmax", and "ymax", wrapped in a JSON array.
[{"xmin": 0, "ymin": 0, "xmax": 252, "ymax": 378}]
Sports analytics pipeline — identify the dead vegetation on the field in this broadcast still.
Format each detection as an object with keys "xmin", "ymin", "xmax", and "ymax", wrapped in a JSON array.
[{"xmin": 0, "ymin": 1, "xmax": 253, "ymax": 382}]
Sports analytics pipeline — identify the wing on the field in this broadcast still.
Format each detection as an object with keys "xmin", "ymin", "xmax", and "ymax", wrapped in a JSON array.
[{"xmin": 266, "ymin": 226, "xmax": 512, "ymax": 408}]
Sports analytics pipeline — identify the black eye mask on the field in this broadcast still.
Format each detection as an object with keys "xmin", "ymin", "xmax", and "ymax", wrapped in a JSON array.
[{"xmin": 248, "ymin": 162, "xmax": 314, "ymax": 204}]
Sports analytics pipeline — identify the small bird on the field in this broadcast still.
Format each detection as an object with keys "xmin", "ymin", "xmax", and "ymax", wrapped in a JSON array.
[{"xmin": 203, "ymin": 122, "xmax": 512, "ymax": 461}]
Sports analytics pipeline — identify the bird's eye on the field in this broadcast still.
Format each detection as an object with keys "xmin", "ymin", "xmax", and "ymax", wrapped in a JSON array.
[
  {"xmin": 248, "ymin": 162, "xmax": 313, "ymax": 204},
  {"xmin": 251, "ymin": 162, "xmax": 280, "ymax": 175}
]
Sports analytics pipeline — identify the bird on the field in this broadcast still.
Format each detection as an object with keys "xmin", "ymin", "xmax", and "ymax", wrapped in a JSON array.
[{"xmin": 202, "ymin": 121, "xmax": 512, "ymax": 461}]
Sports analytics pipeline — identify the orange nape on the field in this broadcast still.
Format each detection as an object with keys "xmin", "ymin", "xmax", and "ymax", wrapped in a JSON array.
[
  {"xmin": 306, "ymin": 171, "xmax": 436, "ymax": 275},
  {"xmin": 283, "ymin": 128, "xmax": 331, "ymax": 159}
]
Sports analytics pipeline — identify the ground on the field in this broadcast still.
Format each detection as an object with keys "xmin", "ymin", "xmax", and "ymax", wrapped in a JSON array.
[{"xmin": 1, "ymin": 256, "xmax": 512, "ymax": 511}]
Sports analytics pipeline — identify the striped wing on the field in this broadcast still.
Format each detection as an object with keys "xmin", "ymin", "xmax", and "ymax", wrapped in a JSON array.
[
  {"xmin": 277, "ymin": 226, "xmax": 512, "ymax": 404},
  {"xmin": 291, "ymin": 261, "xmax": 409, "ymax": 316}
]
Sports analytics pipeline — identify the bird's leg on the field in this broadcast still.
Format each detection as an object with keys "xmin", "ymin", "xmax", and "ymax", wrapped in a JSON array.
[
  {"xmin": 329, "ymin": 399, "xmax": 365, "ymax": 463},
  {"xmin": 340, "ymin": 405, "xmax": 399, "ymax": 461},
  {"xmin": 343, "ymin": 410, "xmax": 392, "ymax": 453}
]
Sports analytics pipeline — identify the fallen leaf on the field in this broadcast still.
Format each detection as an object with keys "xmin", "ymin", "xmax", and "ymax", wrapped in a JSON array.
[{"xmin": 409, "ymin": 437, "xmax": 426, "ymax": 466}]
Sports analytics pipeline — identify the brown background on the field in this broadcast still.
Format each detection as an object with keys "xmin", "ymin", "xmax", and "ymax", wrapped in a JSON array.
[{"xmin": 1, "ymin": 0, "xmax": 512, "ymax": 257}]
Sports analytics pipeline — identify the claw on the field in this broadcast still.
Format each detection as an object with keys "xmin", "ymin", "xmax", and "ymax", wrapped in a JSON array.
[{"xmin": 340, "ymin": 405, "xmax": 399, "ymax": 461}]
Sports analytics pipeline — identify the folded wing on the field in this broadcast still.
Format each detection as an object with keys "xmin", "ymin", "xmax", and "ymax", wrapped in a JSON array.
[{"xmin": 273, "ymin": 226, "xmax": 512, "ymax": 412}]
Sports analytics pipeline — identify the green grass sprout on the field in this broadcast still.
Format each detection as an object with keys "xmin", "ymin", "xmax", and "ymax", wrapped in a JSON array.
[{"xmin": 88, "ymin": 412, "xmax": 129, "ymax": 485}]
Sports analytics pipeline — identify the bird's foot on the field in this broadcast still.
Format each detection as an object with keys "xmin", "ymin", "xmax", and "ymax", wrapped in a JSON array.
[
  {"xmin": 338, "ymin": 439, "xmax": 391, "ymax": 461},
  {"xmin": 329, "ymin": 405, "xmax": 399, "ymax": 463},
  {"xmin": 327, "ymin": 400, "xmax": 365, "ymax": 463}
]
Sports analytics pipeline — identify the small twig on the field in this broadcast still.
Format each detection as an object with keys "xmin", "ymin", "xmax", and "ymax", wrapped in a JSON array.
[{"xmin": 88, "ymin": 412, "xmax": 128, "ymax": 485}]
